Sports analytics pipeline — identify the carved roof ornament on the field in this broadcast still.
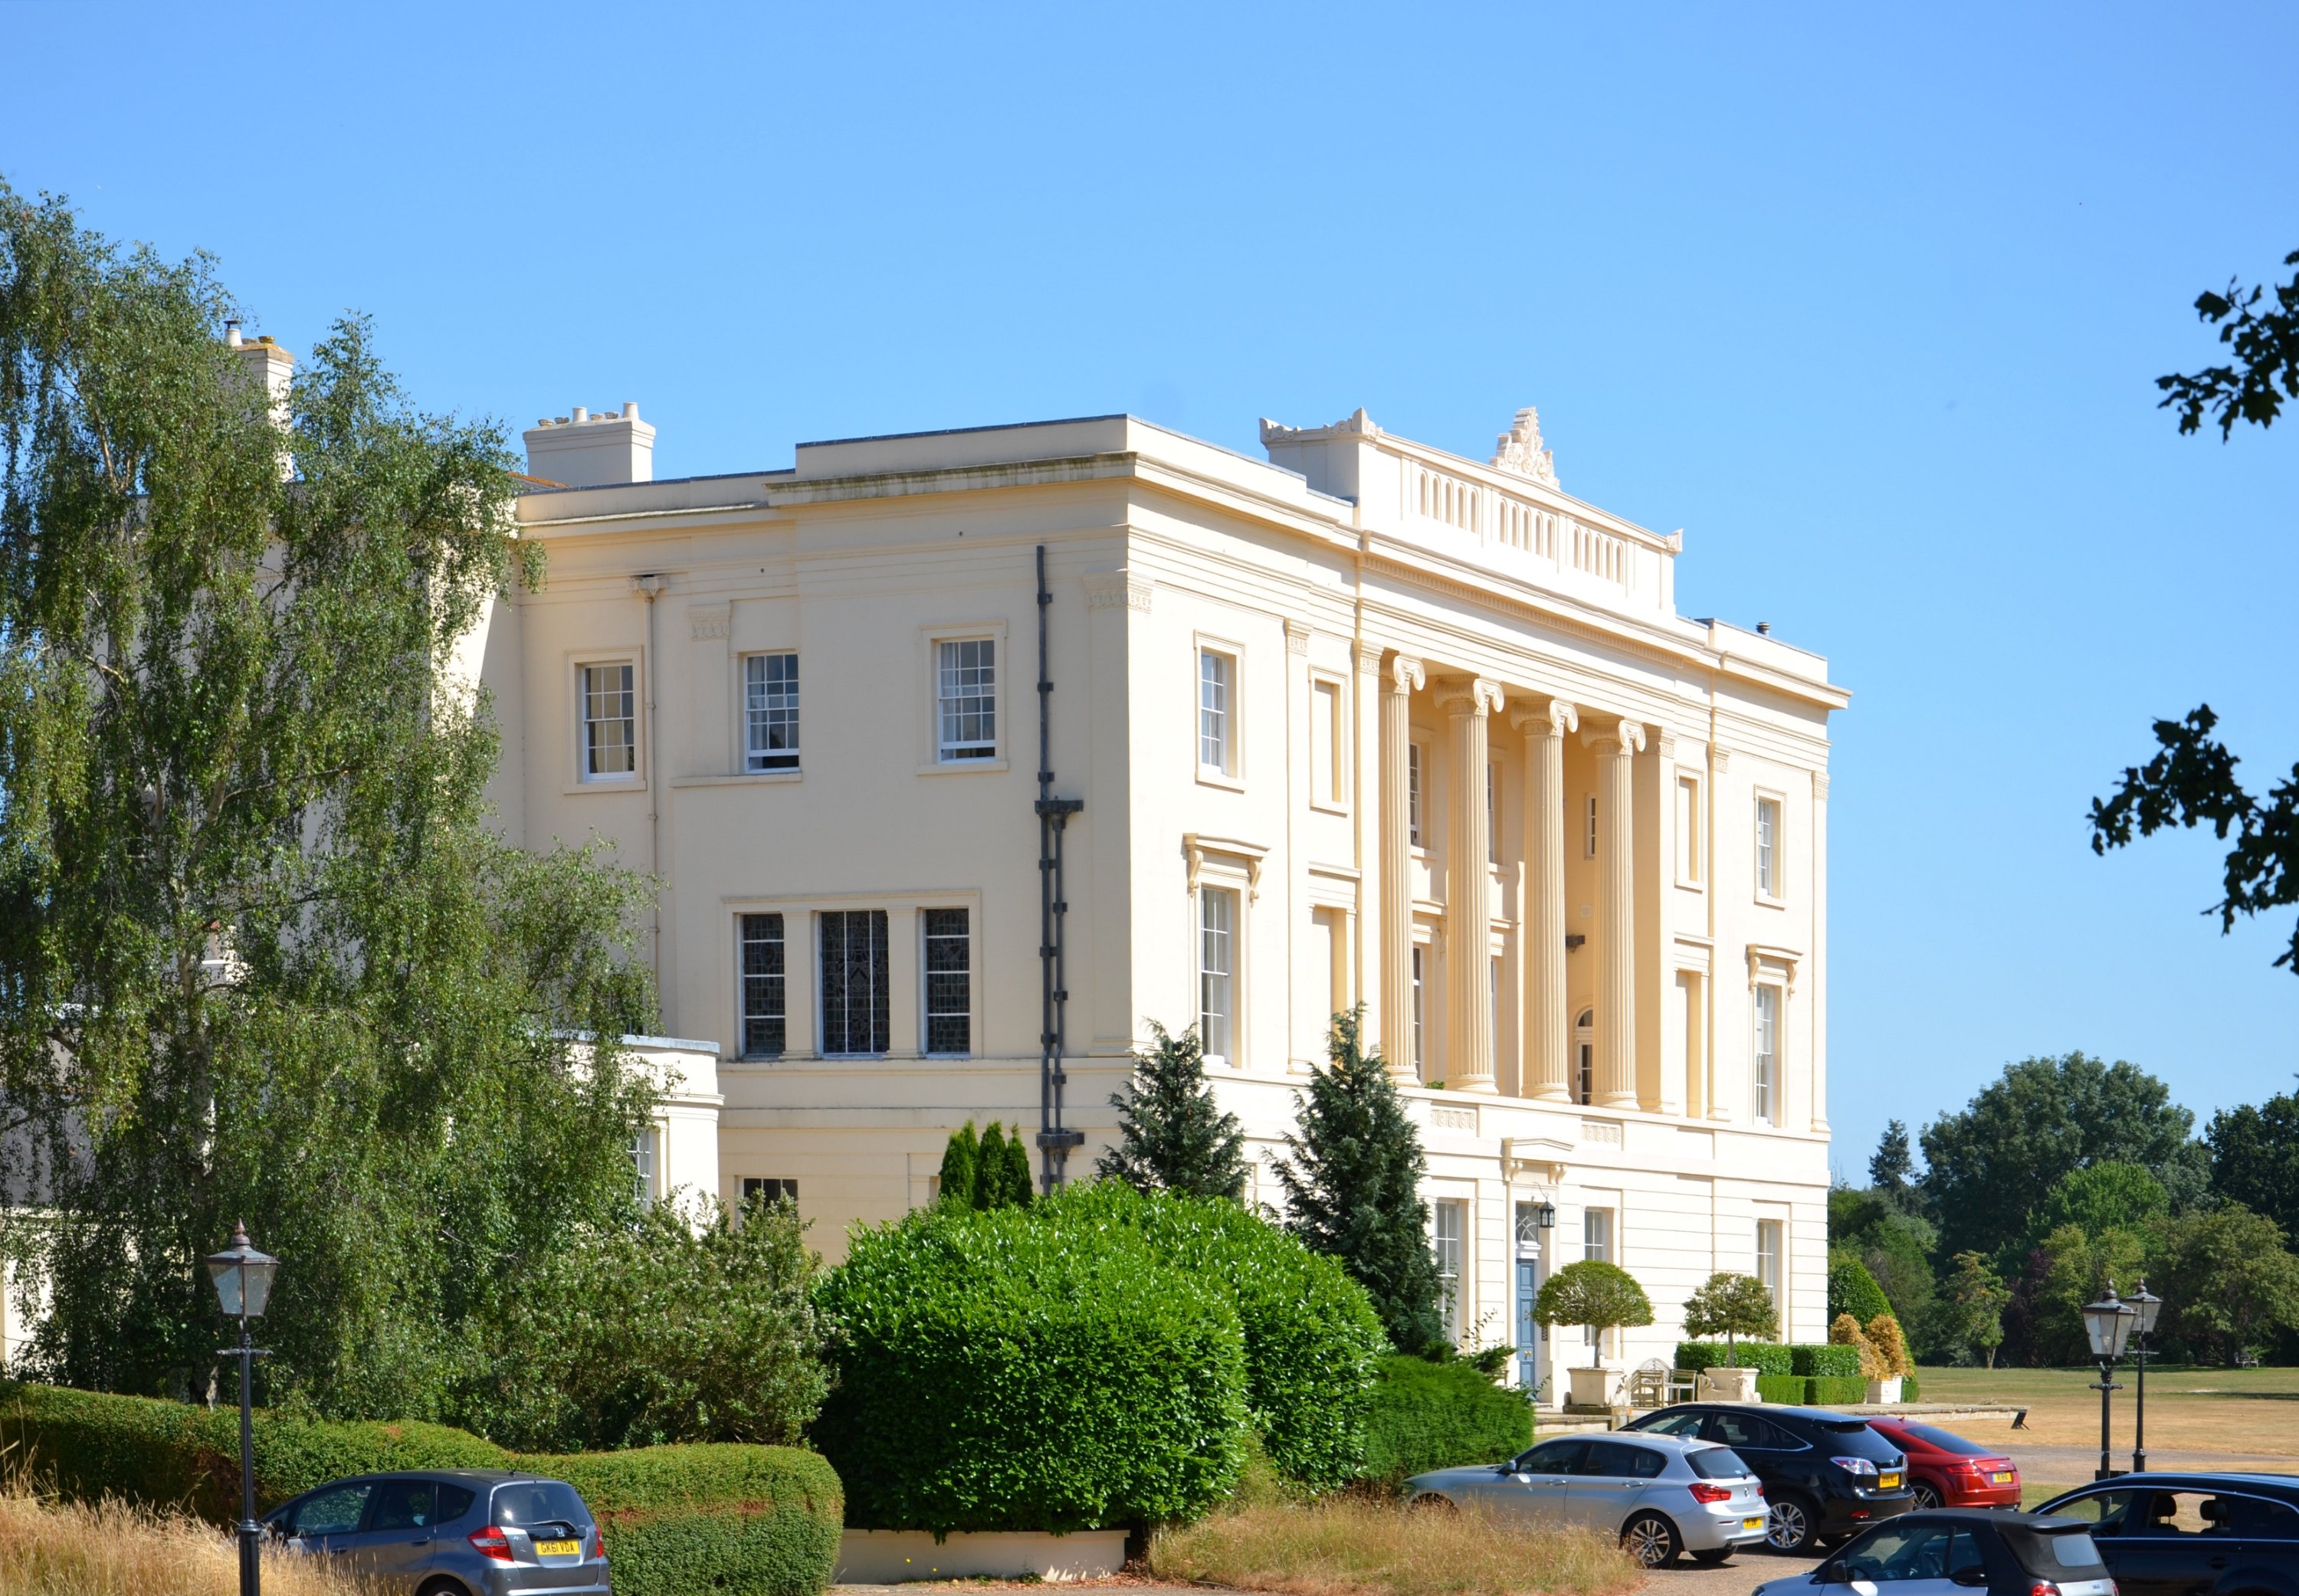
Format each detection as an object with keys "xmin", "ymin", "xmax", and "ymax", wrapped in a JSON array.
[{"xmin": 1490, "ymin": 406, "xmax": 1558, "ymax": 487}]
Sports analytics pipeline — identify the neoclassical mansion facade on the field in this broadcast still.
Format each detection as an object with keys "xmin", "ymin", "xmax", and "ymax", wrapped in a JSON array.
[{"xmin": 474, "ymin": 399, "xmax": 1846, "ymax": 1400}]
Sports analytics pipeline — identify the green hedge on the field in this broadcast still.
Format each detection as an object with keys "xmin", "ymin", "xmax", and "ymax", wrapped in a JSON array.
[
  {"xmin": 1059, "ymin": 1182, "xmax": 1384, "ymax": 1489},
  {"xmin": 813, "ymin": 1194, "xmax": 1250, "ymax": 1533},
  {"xmin": 1359, "ymin": 1355, "xmax": 1534, "ymax": 1486},
  {"xmin": 1902, "ymin": 1376, "xmax": 1921, "ymax": 1402},
  {"xmin": 0, "ymin": 1384, "xmax": 841, "ymax": 1596},
  {"xmin": 1792, "ymin": 1343, "xmax": 1863, "ymax": 1378},
  {"xmin": 1675, "ymin": 1341, "xmax": 1793, "ymax": 1377},
  {"xmin": 1755, "ymin": 1374, "xmax": 1808, "ymax": 1404},
  {"xmin": 1809, "ymin": 1376, "xmax": 1868, "ymax": 1407}
]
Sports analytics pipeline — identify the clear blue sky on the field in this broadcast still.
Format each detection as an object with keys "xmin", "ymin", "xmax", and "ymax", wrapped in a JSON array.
[{"xmin": 6, "ymin": 2, "xmax": 2294, "ymax": 1180}]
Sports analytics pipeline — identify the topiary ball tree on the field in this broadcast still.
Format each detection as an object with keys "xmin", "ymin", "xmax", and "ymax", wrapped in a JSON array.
[
  {"xmin": 1535, "ymin": 1260, "xmax": 1654, "ymax": 1367},
  {"xmin": 1681, "ymin": 1270, "xmax": 1778, "ymax": 1362}
]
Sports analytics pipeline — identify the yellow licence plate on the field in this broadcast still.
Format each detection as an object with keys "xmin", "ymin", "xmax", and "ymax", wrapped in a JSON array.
[
  {"xmin": 1992, "ymin": 1472, "xmax": 2015, "ymax": 1485},
  {"xmin": 536, "ymin": 1539, "xmax": 581, "ymax": 1557},
  {"xmin": 1880, "ymin": 1473, "xmax": 1902, "ymax": 1489},
  {"xmin": 1743, "ymin": 1516, "xmax": 1765, "ymax": 1531}
]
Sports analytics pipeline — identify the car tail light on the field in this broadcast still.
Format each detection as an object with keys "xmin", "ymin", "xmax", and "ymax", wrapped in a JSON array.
[
  {"xmin": 1689, "ymin": 1483, "xmax": 1732, "ymax": 1503},
  {"xmin": 468, "ymin": 1528, "xmax": 515, "ymax": 1564},
  {"xmin": 592, "ymin": 1522, "xmax": 608, "ymax": 1560},
  {"xmin": 1832, "ymin": 1456, "xmax": 1880, "ymax": 1477},
  {"xmin": 2028, "ymin": 1582, "xmax": 2060, "ymax": 1596}
]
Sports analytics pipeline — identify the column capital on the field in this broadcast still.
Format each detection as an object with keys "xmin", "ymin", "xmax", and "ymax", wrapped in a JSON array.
[
  {"xmin": 1579, "ymin": 718, "xmax": 1647, "ymax": 755},
  {"xmin": 1435, "ymin": 677, "xmax": 1504, "ymax": 718},
  {"xmin": 1386, "ymin": 653, "xmax": 1427, "ymax": 693},
  {"xmin": 1508, "ymin": 697, "xmax": 1579, "ymax": 739}
]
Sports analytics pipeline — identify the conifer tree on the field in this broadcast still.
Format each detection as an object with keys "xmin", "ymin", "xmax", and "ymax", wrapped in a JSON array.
[
  {"xmin": 1001, "ymin": 1126, "xmax": 1035, "ymax": 1207},
  {"xmin": 978, "ymin": 1122, "xmax": 1009, "ymax": 1208},
  {"xmin": 937, "ymin": 1122, "xmax": 979, "ymax": 1209},
  {"xmin": 1271, "ymin": 1008, "xmax": 1443, "ymax": 1354},
  {"xmin": 1097, "ymin": 1021, "xmax": 1248, "ymax": 1200}
]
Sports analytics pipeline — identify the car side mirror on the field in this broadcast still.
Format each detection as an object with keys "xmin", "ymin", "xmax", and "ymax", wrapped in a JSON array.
[{"xmin": 1815, "ymin": 1563, "xmax": 1846, "ymax": 1585}]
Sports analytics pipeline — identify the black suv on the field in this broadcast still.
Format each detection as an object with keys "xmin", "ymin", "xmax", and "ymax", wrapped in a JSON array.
[
  {"xmin": 2036, "ymin": 1473, "xmax": 2299, "ymax": 1596},
  {"xmin": 1624, "ymin": 1404, "xmax": 1916, "ymax": 1552}
]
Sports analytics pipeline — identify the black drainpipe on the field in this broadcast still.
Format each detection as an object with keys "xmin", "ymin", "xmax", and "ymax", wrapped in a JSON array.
[{"xmin": 1032, "ymin": 545, "xmax": 1085, "ymax": 1192}]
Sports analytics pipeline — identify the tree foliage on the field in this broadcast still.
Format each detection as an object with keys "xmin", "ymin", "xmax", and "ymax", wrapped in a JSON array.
[
  {"xmin": 1937, "ymin": 1251, "xmax": 2010, "ymax": 1369},
  {"xmin": 2157, "ymin": 248, "xmax": 2299, "ymax": 438},
  {"xmin": 1271, "ymin": 1008, "xmax": 1442, "ymax": 1355},
  {"xmin": 1917, "ymin": 1054, "xmax": 2201, "ymax": 1259},
  {"xmin": 0, "ymin": 186, "xmax": 658, "ymax": 1417},
  {"xmin": 1097, "ymin": 1020, "xmax": 1248, "ymax": 1201},
  {"xmin": 2207, "ymin": 1090, "xmax": 2299, "ymax": 1239},
  {"xmin": 1869, "ymin": 1119, "xmax": 1915, "ymax": 1203},
  {"xmin": 1681, "ymin": 1271, "xmax": 1776, "ymax": 1358},
  {"xmin": 936, "ymin": 1121, "xmax": 1032, "ymax": 1210},
  {"xmin": 2152, "ymin": 1204, "xmax": 2299, "ymax": 1366},
  {"xmin": 1828, "ymin": 1251, "xmax": 1893, "ymax": 1327},
  {"xmin": 2033, "ymin": 1161, "xmax": 2169, "ymax": 1242},
  {"xmin": 1535, "ymin": 1260, "xmax": 1653, "ymax": 1366},
  {"xmin": 478, "ymin": 1193, "xmax": 827, "ymax": 1451}
]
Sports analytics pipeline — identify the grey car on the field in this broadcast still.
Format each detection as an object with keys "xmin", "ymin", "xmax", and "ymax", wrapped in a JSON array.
[
  {"xmin": 1406, "ymin": 1431, "xmax": 1771, "ymax": 1568},
  {"xmin": 262, "ymin": 1469, "xmax": 610, "ymax": 1596}
]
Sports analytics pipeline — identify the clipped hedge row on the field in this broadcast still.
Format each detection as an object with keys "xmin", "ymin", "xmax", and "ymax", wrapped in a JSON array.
[
  {"xmin": 1675, "ymin": 1341, "xmax": 1792, "ymax": 1377},
  {"xmin": 1359, "ymin": 1355, "xmax": 1535, "ymax": 1487},
  {"xmin": 0, "ymin": 1384, "xmax": 841, "ymax": 1596},
  {"xmin": 1749, "ymin": 1373, "xmax": 1871, "ymax": 1408},
  {"xmin": 1792, "ymin": 1343, "xmax": 1863, "ymax": 1379},
  {"xmin": 1903, "ymin": 1376, "xmax": 1922, "ymax": 1402}
]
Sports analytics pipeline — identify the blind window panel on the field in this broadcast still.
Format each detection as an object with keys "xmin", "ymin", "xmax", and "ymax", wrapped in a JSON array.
[
  {"xmin": 937, "ymin": 639, "xmax": 997, "ymax": 759},
  {"xmin": 819, "ymin": 909, "xmax": 890, "ymax": 1056},
  {"xmin": 1199, "ymin": 650, "xmax": 1231, "ymax": 772},
  {"xmin": 923, "ymin": 907, "xmax": 971, "ymax": 1056},
  {"xmin": 583, "ymin": 663, "xmax": 636, "ymax": 777},
  {"xmin": 745, "ymin": 652, "xmax": 800, "ymax": 771},
  {"xmin": 739, "ymin": 912, "xmax": 786, "ymax": 1057}
]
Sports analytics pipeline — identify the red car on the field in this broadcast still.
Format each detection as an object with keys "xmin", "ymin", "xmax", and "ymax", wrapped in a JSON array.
[{"xmin": 1866, "ymin": 1418, "xmax": 2021, "ymax": 1509}]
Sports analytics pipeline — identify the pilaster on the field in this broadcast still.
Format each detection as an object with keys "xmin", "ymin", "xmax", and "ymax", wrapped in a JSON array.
[
  {"xmin": 1438, "ymin": 677, "xmax": 1504, "ymax": 1093},
  {"xmin": 1379, "ymin": 654, "xmax": 1426, "ymax": 1084},
  {"xmin": 1510, "ymin": 699, "xmax": 1576, "ymax": 1101},
  {"xmin": 1582, "ymin": 718, "xmax": 1645, "ymax": 1107}
]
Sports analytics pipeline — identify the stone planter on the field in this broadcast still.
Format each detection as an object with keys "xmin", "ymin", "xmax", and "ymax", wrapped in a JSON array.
[
  {"xmin": 1699, "ymin": 1366, "xmax": 1761, "ymax": 1404},
  {"xmin": 1566, "ymin": 1365, "xmax": 1616, "ymax": 1409},
  {"xmin": 836, "ymin": 1529, "xmax": 1128, "ymax": 1584},
  {"xmin": 1867, "ymin": 1375, "xmax": 1904, "ymax": 1404}
]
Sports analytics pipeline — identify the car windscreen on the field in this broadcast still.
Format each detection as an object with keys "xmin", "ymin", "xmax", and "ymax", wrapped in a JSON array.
[
  {"xmin": 1810, "ymin": 1420, "xmax": 1902, "ymax": 1462},
  {"xmin": 491, "ymin": 1480, "xmax": 592, "ymax": 1531},
  {"xmin": 1897, "ymin": 1424, "xmax": 1997, "ymax": 1457},
  {"xmin": 1687, "ymin": 1446, "xmax": 1755, "ymax": 1480}
]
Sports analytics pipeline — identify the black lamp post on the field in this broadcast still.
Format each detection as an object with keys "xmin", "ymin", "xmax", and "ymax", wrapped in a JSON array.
[
  {"xmin": 2082, "ymin": 1286, "xmax": 2137, "ymax": 1483},
  {"xmin": 207, "ymin": 1221, "xmax": 279, "ymax": 1596},
  {"xmin": 2128, "ymin": 1278, "xmax": 2163, "ymax": 1473}
]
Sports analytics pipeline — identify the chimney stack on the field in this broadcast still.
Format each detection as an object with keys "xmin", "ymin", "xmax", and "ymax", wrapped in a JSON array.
[{"xmin": 523, "ymin": 402, "xmax": 656, "ymax": 487}]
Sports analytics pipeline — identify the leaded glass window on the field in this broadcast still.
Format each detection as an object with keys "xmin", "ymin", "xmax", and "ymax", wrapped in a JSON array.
[
  {"xmin": 923, "ymin": 907, "xmax": 970, "ymax": 1056},
  {"xmin": 820, "ymin": 909, "xmax": 890, "ymax": 1056},
  {"xmin": 740, "ymin": 913, "xmax": 785, "ymax": 1057}
]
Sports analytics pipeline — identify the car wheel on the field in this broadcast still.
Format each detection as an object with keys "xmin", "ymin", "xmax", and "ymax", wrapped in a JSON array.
[
  {"xmin": 1622, "ymin": 1512, "xmax": 1682, "ymax": 1569},
  {"xmin": 1911, "ymin": 1482, "xmax": 1943, "ymax": 1510},
  {"xmin": 1690, "ymin": 1548, "xmax": 1735, "ymax": 1567},
  {"xmin": 417, "ymin": 1581, "xmax": 473, "ymax": 1596},
  {"xmin": 1409, "ymin": 1493, "xmax": 1458, "ymax": 1515},
  {"xmin": 1766, "ymin": 1494, "xmax": 1821, "ymax": 1555}
]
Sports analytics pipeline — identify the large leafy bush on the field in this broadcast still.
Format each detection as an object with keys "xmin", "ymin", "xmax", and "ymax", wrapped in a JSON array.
[
  {"xmin": 813, "ymin": 1193, "xmax": 1251, "ymax": 1532},
  {"xmin": 1358, "ymin": 1355, "xmax": 1533, "ymax": 1486}
]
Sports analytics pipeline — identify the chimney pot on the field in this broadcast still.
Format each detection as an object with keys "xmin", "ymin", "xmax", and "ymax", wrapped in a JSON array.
[
  {"xmin": 225, "ymin": 318, "xmax": 243, "ymax": 348},
  {"xmin": 622, "ymin": 401, "xmax": 640, "ymax": 420},
  {"xmin": 571, "ymin": 406, "xmax": 589, "ymax": 424},
  {"xmin": 523, "ymin": 398, "xmax": 656, "ymax": 486}
]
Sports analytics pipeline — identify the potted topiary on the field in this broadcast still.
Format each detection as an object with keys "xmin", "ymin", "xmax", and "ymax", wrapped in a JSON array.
[
  {"xmin": 1681, "ymin": 1271, "xmax": 1778, "ymax": 1404},
  {"xmin": 1536, "ymin": 1260, "xmax": 1655, "ymax": 1410},
  {"xmin": 1831, "ymin": 1311, "xmax": 1896, "ymax": 1401},
  {"xmin": 1865, "ymin": 1313, "xmax": 1913, "ymax": 1404}
]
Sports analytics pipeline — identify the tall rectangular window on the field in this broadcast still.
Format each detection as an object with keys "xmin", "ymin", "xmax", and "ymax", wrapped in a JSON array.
[
  {"xmin": 1408, "ymin": 743, "xmax": 1425, "ymax": 845},
  {"xmin": 1676, "ymin": 775, "xmax": 1702, "ymax": 883},
  {"xmin": 1199, "ymin": 886, "xmax": 1237, "ymax": 1063},
  {"xmin": 819, "ymin": 909, "xmax": 890, "ymax": 1056},
  {"xmin": 1585, "ymin": 794, "xmax": 1599, "ymax": 858},
  {"xmin": 1487, "ymin": 762, "xmax": 1499, "ymax": 862},
  {"xmin": 1411, "ymin": 945, "xmax": 1426, "ymax": 1070},
  {"xmin": 1312, "ymin": 678, "xmax": 1343, "ymax": 804},
  {"xmin": 740, "ymin": 913, "xmax": 786, "ymax": 1057},
  {"xmin": 1756, "ymin": 1218, "xmax": 1784, "ymax": 1306},
  {"xmin": 1753, "ymin": 984, "xmax": 1779, "ymax": 1124},
  {"xmin": 1434, "ymin": 1199, "xmax": 1467, "ymax": 1342},
  {"xmin": 923, "ymin": 908, "xmax": 971, "ymax": 1056},
  {"xmin": 1756, "ymin": 796, "xmax": 1782, "ymax": 897},
  {"xmin": 1583, "ymin": 1206, "xmax": 1613, "ymax": 1263},
  {"xmin": 1199, "ymin": 649, "xmax": 1232, "ymax": 773},
  {"xmin": 582, "ymin": 662, "xmax": 636, "ymax": 779},
  {"xmin": 630, "ymin": 1126, "xmax": 658, "ymax": 1208},
  {"xmin": 937, "ymin": 639, "xmax": 996, "ymax": 761},
  {"xmin": 744, "ymin": 652, "xmax": 800, "ymax": 771}
]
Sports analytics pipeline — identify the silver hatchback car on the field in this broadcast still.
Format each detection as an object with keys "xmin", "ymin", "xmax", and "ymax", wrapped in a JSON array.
[
  {"xmin": 1407, "ymin": 1431, "xmax": 1771, "ymax": 1568},
  {"xmin": 262, "ymin": 1469, "xmax": 610, "ymax": 1595}
]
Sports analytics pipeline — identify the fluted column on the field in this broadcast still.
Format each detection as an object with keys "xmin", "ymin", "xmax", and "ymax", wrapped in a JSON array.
[
  {"xmin": 1439, "ymin": 677, "xmax": 1504, "ymax": 1093},
  {"xmin": 1584, "ymin": 719, "xmax": 1645, "ymax": 1106},
  {"xmin": 1379, "ymin": 655, "xmax": 1425, "ymax": 1083},
  {"xmin": 1511, "ymin": 698, "xmax": 1576, "ymax": 1100}
]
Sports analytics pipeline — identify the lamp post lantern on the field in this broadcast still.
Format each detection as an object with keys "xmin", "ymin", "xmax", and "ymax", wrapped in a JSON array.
[
  {"xmin": 2128, "ymin": 1279, "xmax": 2163, "ymax": 1473},
  {"xmin": 207, "ymin": 1220, "xmax": 278, "ymax": 1596},
  {"xmin": 2082, "ymin": 1286, "xmax": 2137, "ymax": 1483}
]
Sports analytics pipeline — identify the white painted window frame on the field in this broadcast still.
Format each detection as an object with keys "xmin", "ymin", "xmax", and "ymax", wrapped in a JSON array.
[{"xmin": 1195, "ymin": 634, "xmax": 1245, "ymax": 788}]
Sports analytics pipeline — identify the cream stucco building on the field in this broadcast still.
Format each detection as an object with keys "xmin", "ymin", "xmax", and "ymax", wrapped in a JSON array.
[{"xmin": 477, "ymin": 400, "xmax": 1848, "ymax": 1402}]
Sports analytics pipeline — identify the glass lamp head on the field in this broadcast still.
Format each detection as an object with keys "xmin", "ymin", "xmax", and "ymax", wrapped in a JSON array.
[
  {"xmin": 1534, "ymin": 1201, "xmax": 1557, "ymax": 1230},
  {"xmin": 205, "ymin": 1219, "xmax": 279, "ymax": 1320},
  {"xmin": 2129, "ymin": 1278, "xmax": 2163, "ymax": 1337},
  {"xmin": 2082, "ymin": 1289, "xmax": 2135, "ymax": 1358}
]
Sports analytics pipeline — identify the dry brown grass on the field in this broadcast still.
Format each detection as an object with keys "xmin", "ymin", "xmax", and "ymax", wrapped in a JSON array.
[
  {"xmin": 1149, "ymin": 1497, "xmax": 1644, "ymax": 1596},
  {"xmin": 1916, "ymin": 1365, "xmax": 2299, "ymax": 1460},
  {"xmin": 0, "ymin": 1480, "xmax": 372, "ymax": 1596}
]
